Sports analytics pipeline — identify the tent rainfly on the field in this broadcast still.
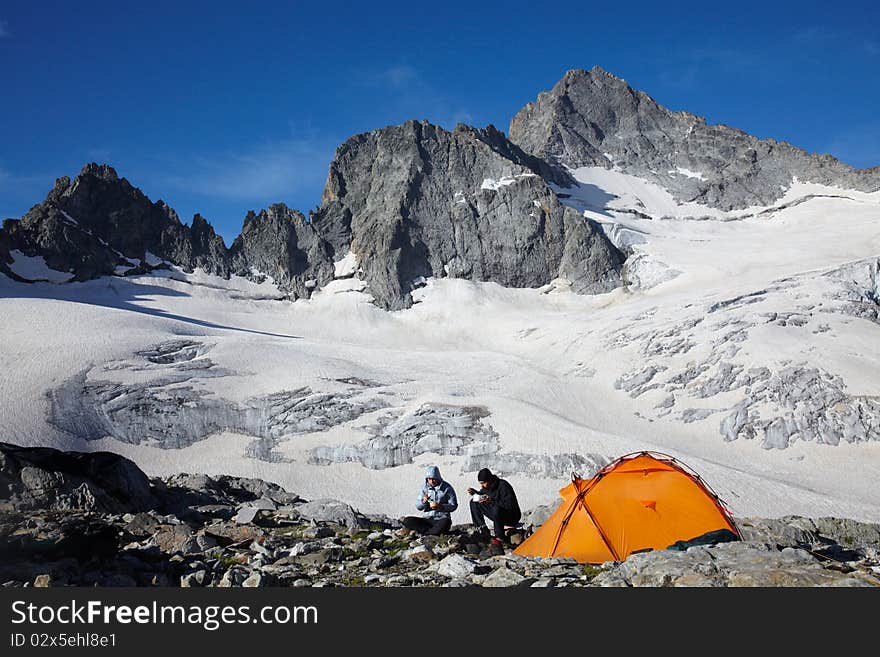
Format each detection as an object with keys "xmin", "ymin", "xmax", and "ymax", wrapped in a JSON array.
[{"xmin": 513, "ymin": 451, "xmax": 739, "ymax": 564}]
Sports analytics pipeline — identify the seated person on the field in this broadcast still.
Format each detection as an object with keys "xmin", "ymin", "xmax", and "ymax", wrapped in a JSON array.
[{"xmin": 400, "ymin": 465, "xmax": 458, "ymax": 535}]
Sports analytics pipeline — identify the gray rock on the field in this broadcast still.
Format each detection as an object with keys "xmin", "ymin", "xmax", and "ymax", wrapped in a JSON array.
[
  {"xmin": 481, "ymin": 566, "xmax": 530, "ymax": 588},
  {"xmin": 241, "ymin": 573, "xmax": 264, "ymax": 587},
  {"xmin": 737, "ymin": 517, "xmax": 819, "ymax": 547},
  {"xmin": 295, "ymin": 500, "xmax": 362, "ymax": 529},
  {"xmin": 813, "ymin": 517, "xmax": 880, "ymax": 550},
  {"xmin": 194, "ymin": 533, "xmax": 218, "ymax": 551},
  {"xmin": 287, "ymin": 541, "xmax": 324, "ymax": 557},
  {"xmin": 0, "ymin": 165, "xmax": 339, "ymax": 299},
  {"xmin": 433, "ymin": 554, "xmax": 478, "ymax": 579},
  {"xmin": 180, "ymin": 570, "xmax": 207, "ymax": 587},
  {"xmin": 0, "ymin": 144, "xmax": 623, "ymax": 311},
  {"xmin": 217, "ymin": 568, "xmax": 249, "ymax": 588},
  {"xmin": 151, "ymin": 525, "xmax": 198, "ymax": 554},
  {"xmin": 301, "ymin": 525, "xmax": 336, "ymax": 540},
  {"xmin": 249, "ymin": 497, "xmax": 277, "ymax": 511},
  {"xmin": 590, "ymin": 541, "xmax": 873, "ymax": 587},
  {"xmin": 521, "ymin": 500, "xmax": 561, "ymax": 530},
  {"xmin": 234, "ymin": 507, "xmax": 261, "ymax": 525},
  {"xmin": 33, "ymin": 574, "xmax": 52, "ymax": 587},
  {"xmin": 123, "ymin": 513, "xmax": 159, "ymax": 538}
]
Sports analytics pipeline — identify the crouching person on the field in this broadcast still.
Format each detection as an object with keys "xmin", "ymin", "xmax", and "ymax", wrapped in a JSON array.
[
  {"xmin": 467, "ymin": 468, "xmax": 521, "ymax": 546},
  {"xmin": 400, "ymin": 465, "xmax": 459, "ymax": 535}
]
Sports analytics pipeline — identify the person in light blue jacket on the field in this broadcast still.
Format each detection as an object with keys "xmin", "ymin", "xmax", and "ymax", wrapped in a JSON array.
[{"xmin": 400, "ymin": 465, "xmax": 459, "ymax": 535}]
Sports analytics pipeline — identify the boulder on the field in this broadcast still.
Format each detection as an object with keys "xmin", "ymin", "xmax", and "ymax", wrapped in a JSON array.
[{"xmin": 0, "ymin": 442, "xmax": 155, "ymax": 513}]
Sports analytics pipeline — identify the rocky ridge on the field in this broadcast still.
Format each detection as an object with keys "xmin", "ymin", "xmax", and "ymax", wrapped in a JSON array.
[
  {"xmin": 0, "ymin": 164, "xmax": 230, "ymax": 282},
  {"xmin": 509, "ymin": 66, "xmax": 880, "ymax": 211},
  {"xmin": 0, "ymin": 164, "xmax": 337, "ymax": 301},
  {"xmin": 11, "ymin": 67, "xmax": 876, "ymax": 308},
  {"xmin": 0, "ymin": 120, "xmax": 625, "ymax": 310},
  {"xmin": 2, "ymin": 443, "xmax": 878, "ymax": 588}
]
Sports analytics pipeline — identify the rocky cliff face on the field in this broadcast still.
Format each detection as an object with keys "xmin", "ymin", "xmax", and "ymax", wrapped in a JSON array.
[
  {"xmin": 510, "ymin": 67, "xmax": 880, "ymax": 210},
  {"xmin": 229, "ymin": 203, "xmax": 335, "ymax": 299},
  {"xmin": 312, "ymin": 120, "xmax": 624, "ymax": 309},
  {"xmin": 0, "ymin": 441, "xmax": 155, "ymax": 513}
]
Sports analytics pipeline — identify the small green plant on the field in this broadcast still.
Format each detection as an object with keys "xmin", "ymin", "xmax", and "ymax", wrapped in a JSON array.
[
  {"xmin": 340, "ymin": 574, "xmax": 366, "ymax": 587},
  {"xmin": 345, "ymin": 548, "xmax": 372, "ymax": 560},
  {"xmin": 216, "ymin": 553, "xmax": 240, "ymax": 569},
  {"xmin": 581, "ymin": 564, "xmax": 603, "ymax": 579},
  {"xmin": 383, "ymin": 539, "xmax": 411, "ymax": 557}
]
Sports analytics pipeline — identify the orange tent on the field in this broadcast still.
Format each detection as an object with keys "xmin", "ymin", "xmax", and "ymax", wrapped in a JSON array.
[{"xmin": 514, "ymin": 451, "xmax": 739, "ymax": 563}]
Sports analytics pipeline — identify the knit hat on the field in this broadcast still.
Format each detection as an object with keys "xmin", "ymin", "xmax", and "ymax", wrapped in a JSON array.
[{"xmin": 477, "ymin": 468, "xmax": 493, "ymax": 483}]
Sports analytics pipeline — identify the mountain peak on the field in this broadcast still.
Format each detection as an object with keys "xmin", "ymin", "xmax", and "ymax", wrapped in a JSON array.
[
  {"xmin": 509, "ymin": 66, "xmax": 880, "ymax": 210},
  {"xmin": 556, "ymin": 66, "xmax": 632, "ymax": 91},
  {"xmin": 78, "ymin": 162, "xmax": 119, "ymax": 181},
  {"xmin": 562, "ymin": 65, "xmax": 625, "ymax": 81}
]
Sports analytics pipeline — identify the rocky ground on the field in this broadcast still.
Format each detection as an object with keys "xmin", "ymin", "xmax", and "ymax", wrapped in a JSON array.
[{"xmin": 2, "ymin": 442, "xmax": 879, "ymax": 588}]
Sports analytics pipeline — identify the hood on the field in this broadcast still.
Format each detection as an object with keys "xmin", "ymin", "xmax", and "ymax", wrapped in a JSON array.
[
  {"xmin": 424, "ymin": 465, "xmax": 442, "ymax": 482},
  {"xmin": 477, "ymin": 467, "xmax": 495, "ymax": 483}
]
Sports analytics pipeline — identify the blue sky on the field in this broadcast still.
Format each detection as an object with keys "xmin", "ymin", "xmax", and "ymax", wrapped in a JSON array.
[{"xmin": 1, "ymin": 1, "xmax": 878, "ymax": 244}]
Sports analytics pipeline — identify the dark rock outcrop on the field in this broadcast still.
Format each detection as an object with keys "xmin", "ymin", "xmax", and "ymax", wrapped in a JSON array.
[
  {"xmin": 509, "ymin": 66, "xmax": 880, "ymax": 210},
  {"xmin": 0, "ymin": 442, "xmax": 155, "ymax": 513}
]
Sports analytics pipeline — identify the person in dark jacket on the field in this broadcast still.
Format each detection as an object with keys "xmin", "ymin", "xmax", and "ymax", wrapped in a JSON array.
[
  {"xmin": 467, "ymin": 468, "xmax": 521, "ymax": 545},
  {"xmin": 400, "ymin": 465, "xmax": 459, "ymax": 535}
]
